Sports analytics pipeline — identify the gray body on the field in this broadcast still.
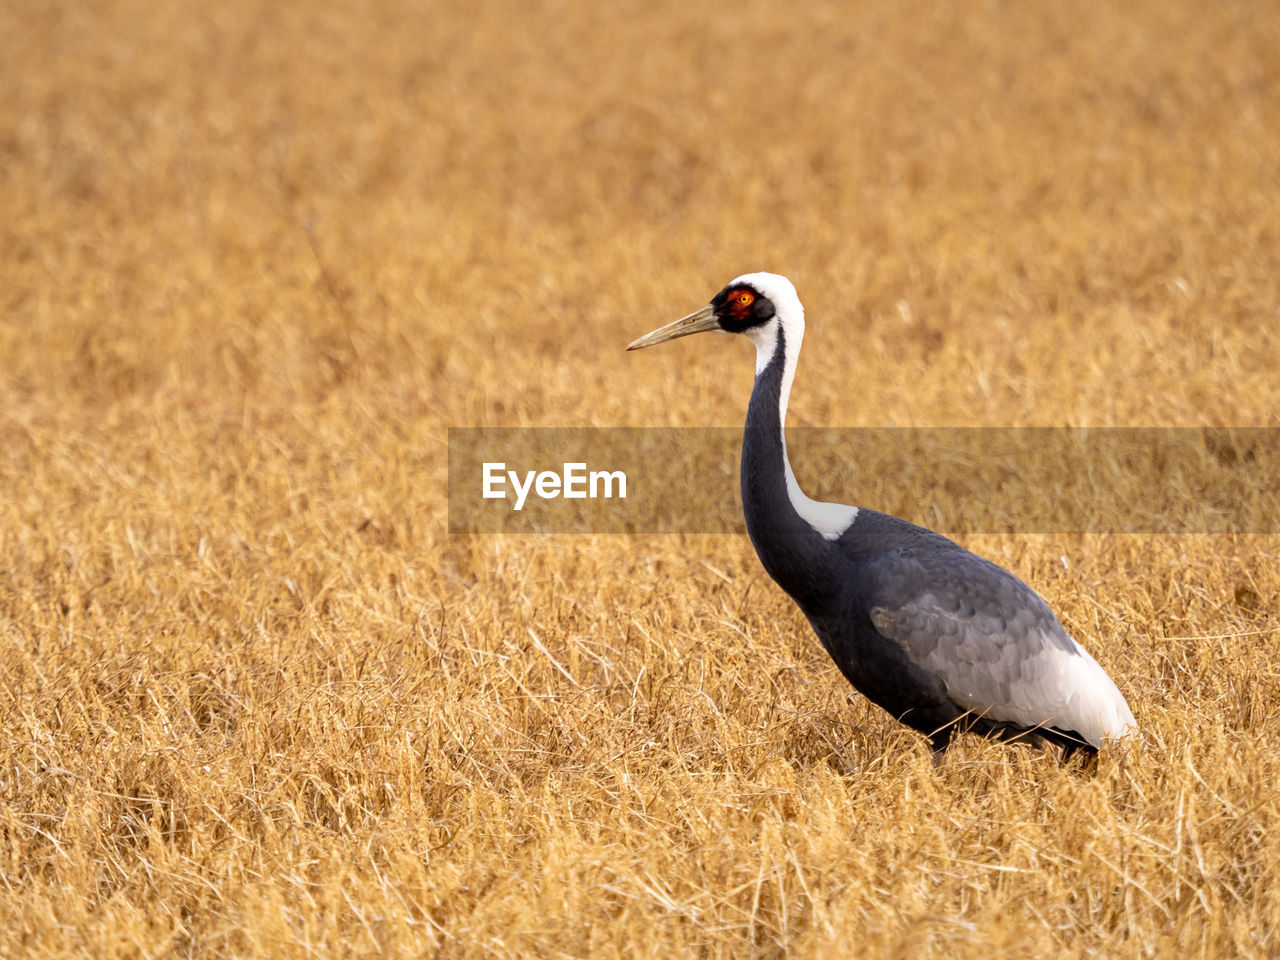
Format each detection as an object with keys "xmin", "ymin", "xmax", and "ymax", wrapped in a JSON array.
[{"xmin": 809, "ymin": 509, "xmax": 1090, "ymax": 752}]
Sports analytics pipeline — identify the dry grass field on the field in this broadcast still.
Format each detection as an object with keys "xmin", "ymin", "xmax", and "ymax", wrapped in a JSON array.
[{"xmin": 3, "ymin": 0, "xmax": 1280, "ymax": 956}]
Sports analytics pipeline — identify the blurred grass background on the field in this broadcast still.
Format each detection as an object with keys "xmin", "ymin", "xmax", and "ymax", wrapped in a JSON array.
[{"xmin": 2, "ymin": 0, "xmax": 1279, "ymax": 956}]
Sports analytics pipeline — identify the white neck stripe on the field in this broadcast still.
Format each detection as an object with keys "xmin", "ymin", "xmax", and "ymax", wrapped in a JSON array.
[{"xmin": 747, "ymin": 315, "xmax": 859, "ymax": 542}]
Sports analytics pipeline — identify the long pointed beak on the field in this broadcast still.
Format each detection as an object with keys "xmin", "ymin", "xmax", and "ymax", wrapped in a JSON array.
[{"xmin": 626, "ymin": 304, "xmax": 719, "ymax": 350}]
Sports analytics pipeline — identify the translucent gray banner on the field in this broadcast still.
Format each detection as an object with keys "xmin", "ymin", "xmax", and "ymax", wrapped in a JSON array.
[{"xmin": 448, "ymin": 428, "xmax": 1280, "ymax": 534}]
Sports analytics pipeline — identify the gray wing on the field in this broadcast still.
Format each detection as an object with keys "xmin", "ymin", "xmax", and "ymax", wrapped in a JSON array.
[{"xmin": 862, "ymin": 550, "xmax": 1136, "ymax": 748}]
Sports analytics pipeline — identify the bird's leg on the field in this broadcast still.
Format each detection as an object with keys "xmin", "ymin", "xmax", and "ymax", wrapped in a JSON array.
[
  {"xmin": 1060, "ymin": 742, "xmax": 1100, "ymax": 773},
  {"xmin": 929, "ymin": 730, "xmax": 953, "ymax": 768}
]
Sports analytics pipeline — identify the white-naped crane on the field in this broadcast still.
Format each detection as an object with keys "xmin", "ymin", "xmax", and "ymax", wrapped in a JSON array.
[{"xmin": 628, "ymin": 272, "xmax": 1138, "ymax": 760}]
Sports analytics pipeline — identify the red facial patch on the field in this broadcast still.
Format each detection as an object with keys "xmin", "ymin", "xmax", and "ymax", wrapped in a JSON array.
[{"xmin": 725, "ymin": 288, "xmax": 755, "ymax": 321}]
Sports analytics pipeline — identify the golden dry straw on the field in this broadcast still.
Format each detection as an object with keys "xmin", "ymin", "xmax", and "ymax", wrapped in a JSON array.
[{"xmin": 2, "ymin": 0, "xmax": 1279, "ymax": 956}]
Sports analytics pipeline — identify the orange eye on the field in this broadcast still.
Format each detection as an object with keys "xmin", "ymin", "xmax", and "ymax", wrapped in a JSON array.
[{"xmin": 737, "ymin": 292, "xmax": 754, "ymax": 305}]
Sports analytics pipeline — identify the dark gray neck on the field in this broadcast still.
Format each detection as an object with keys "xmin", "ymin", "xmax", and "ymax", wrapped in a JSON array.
[{"xmin": 740, "ymin": 329, "xmax": 836, "ymax": 610}]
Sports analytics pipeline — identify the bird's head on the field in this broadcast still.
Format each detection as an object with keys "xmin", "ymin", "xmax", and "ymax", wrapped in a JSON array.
[{"xmin": 627, "ymin": 272, "xmax": 804, "ymax": 357}]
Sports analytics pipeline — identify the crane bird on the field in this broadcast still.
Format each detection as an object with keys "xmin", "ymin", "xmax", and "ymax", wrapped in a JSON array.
[{"xmin": 627, "ymin": 272, "xmax": 1138, "ymax": 760}]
